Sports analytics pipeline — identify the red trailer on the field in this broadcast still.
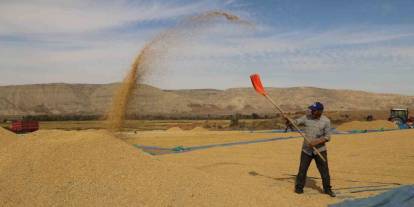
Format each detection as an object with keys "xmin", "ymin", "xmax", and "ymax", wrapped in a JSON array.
[{"xmin": 10, "ymin": 120, "xmax": 39, "ymax": 133}]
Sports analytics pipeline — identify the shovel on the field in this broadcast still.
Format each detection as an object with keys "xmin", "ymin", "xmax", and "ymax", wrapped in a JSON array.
[{"xmin": 250, "ymin": 73, "xmax": 326, "ymax": 162}]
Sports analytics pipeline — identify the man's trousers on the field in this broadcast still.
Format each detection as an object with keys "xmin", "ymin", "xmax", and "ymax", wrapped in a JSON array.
[{"xmin": 295, "ymin": 150, "xmax": 331, "ymax": 191}]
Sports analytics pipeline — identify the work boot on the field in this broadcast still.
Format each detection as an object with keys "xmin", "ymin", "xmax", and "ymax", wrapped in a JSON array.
[
  {"xmin": 324, "ymin": 189, "xmax": 336, "ymax": 197},
  {"xmin": 295, "ymin": 188, "xmax": 304, "ymax": 194}
]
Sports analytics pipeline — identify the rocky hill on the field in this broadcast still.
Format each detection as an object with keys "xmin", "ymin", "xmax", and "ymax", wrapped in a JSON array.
[{"xmin": 0, "ymin": 83, "xmax": 413, "ymax": 118}]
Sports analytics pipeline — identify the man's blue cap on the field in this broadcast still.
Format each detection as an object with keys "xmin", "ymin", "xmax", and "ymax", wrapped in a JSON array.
[{"xmin": 308, "ymin": 102, "xmax": 324, "ymax": 111}]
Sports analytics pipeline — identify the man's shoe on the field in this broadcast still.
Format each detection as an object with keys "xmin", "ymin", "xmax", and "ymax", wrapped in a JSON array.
[
  {"xmin": 324, "ymin": 189, "xmax": 336, "ymax": 197},
  {"xmin": 295, "ymin": 188, "xmax": 304, "ymax": 194}
]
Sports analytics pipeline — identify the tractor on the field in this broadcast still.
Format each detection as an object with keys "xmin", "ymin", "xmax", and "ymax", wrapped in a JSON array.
[{"xmin": 388, "ymin": 108, "xmax": 414, "ymax": 129}]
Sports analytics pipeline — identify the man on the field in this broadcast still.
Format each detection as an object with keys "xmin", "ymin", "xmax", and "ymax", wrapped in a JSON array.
[{"xmin": 286, "ymin": 102, "xmax": 336, "ymax": 197}]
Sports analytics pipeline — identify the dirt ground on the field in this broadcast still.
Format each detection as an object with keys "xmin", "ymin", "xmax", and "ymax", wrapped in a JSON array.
[{"xmin": 1, "ymin": 127, "xmax": 413, "ymax": 206}]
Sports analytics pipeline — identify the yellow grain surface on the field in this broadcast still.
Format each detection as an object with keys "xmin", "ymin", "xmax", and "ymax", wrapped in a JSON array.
[
  {"xmin": 1, "ymin": 129, "xmax": 413, "ymax": 206},
  {"xmin": 336, "ymin": 120, "xmax": 398, "ymax": 131},
  {"xmin": 0, "ymin": 127, "xmax": 17, "ymax": 147},
  {"xmin": 166, "ymin": 126, "xmax": 184, "ymax": 132},
  {"xmin": 134, "ymin": 129, "xmax": 414, "ymax": 206},
  {"xmin": 190, "ymin": 126, "xmax": 208, "ymax": 132},
  {"xmin": 124, "ymin": 130, "xmax": 298, "ymax": 148}
]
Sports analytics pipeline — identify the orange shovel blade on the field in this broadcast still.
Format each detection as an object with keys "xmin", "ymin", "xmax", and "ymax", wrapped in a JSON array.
[{"xmin": 250, "ymin": 74, "xmax": 266, "ymax": 95}]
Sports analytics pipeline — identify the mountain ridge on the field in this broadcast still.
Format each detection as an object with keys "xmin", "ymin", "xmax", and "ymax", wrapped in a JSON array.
[{"xmin": 0, "ymin": 83, "xmax": 413, "ymax": 117}]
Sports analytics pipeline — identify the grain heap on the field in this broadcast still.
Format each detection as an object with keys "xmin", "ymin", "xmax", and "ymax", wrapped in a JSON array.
[
  {"xmin": 0, "ymin": 127, "xmax": 16, "ymax": 147},
  {"xmin": 191, "ymin": 126, "xmax": 208, "ymax": 132},
  {"xmin": 1, "ymin": 128, "xmax": 414, "ymax": 206},
  {"xmin": 0, "ymin": 129, "xmax": 263, "ymax": 206},
  {"xmin": 166, "ymin": 126, "xmax": 183, "ymax": 132},
  {"xmin": 336, "ymin": 120, "xmax": 398, "ymax": 131}
]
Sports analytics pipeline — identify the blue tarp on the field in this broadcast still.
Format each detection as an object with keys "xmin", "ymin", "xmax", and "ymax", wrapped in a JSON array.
[
  {"xmin": 135, "ymin": 128, "xmax": 414, "ymax": 155},
  {"xmin": 134, "ymin": 135, "xmax": 301, "ymax": 155},
  {"xmin": 251, "ymin": 128, "xmax": 413, "ymax": 134},
  {"xmin": 329, "ymin": 185, "xmax": 414, "ymax": 207}
]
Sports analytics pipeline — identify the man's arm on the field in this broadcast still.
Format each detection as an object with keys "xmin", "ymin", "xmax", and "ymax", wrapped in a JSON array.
[
  {"xmin": 286, "ymin": 115, "xmax": 306, "ymax": 128},
  {"xmin": 309, "ymin": 119, "xmax": 331, "ymax": 147},
  {"xmin": 284, "ymin": 116, "xmax": 304, "ymax": 133},
  {"xmin": 323, "ymin": 119, "xmax": 332, "ymax": 142},
  {"xmin": 309, "ymin": 137, "xmax": 328, "ymax": 147}
]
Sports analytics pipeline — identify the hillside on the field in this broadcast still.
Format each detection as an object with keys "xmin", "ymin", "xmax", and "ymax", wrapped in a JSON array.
[{"xmin": 0, "ymin": 83, "xmax": 413, "ymax": 117}]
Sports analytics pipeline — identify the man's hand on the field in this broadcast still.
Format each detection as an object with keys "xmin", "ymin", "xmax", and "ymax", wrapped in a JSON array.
[{"xmin": 308, "ymin": 139, "xmax": 325, "ymax": 148}]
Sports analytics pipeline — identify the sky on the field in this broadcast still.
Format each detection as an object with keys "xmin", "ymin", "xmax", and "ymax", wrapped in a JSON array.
[{"xmin": 1, "ymin": 0, "xmax": 414, "ymax": 95}]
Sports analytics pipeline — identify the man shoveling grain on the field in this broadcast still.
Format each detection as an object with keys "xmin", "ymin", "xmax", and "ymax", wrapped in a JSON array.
[{"xmin": 286, "ymin": 102, "xmax": 336, "ymax": 197}]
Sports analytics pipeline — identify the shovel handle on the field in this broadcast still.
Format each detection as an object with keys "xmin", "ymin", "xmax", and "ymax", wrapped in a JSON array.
[{"xmin": 264, "ymin": 94, "xmax": 326, "ymax": 162}]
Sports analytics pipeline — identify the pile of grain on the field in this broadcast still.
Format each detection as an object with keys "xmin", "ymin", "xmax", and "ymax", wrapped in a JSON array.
[
  {"xmin": 191, "ymin": 126, "xmax": 208, "ymax": 132},
  {"xmin": 0, "ymin": 130, "xmax": 261, "ymax": 206},
  {"xmin": 336, "ymin": 120, "xmax": 398, "ymax": 131},
  {"xmin": 2, "ymin": 128, "xmax": 413, "ymax": 206},
  {"xmin": 0, "ymin": 127, "xmax": 16, "ymax": 147},
  {"xmin": 166, "ymin": 126, "xmax": 183, "ymax": 132}
]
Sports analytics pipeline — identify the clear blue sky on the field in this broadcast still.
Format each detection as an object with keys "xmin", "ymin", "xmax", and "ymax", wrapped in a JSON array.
[{"xmin": 1, "ymin": 0, "xmax": 414, "ymax": 95}]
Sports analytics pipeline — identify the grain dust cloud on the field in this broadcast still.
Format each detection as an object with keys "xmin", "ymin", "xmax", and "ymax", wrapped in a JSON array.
[{"xmin": 106, "ymin": 11, "xmax": 251, "ymax": 131}]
